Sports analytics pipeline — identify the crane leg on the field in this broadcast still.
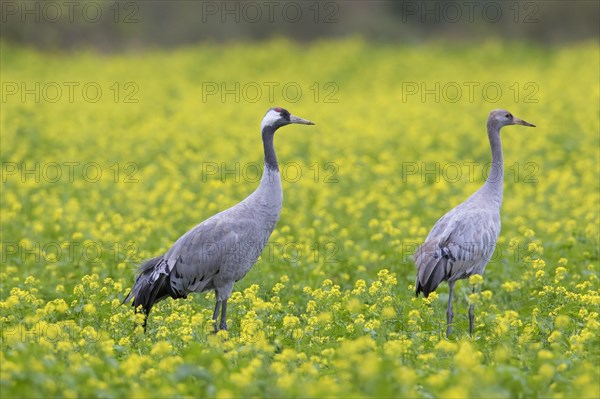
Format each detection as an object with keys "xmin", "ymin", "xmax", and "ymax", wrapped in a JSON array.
[
  {"xmin": 219, "ymin": 299, "xmax": 228, "ymax": 331},
  {"xmin": 446, "ymin": 280, "xmax": 455, "ymax": 338},
  {"xmin": 212, "ymin": 300, "xmax": 222, "ymax": 332},
  {"xmin": 468, "ymin": 286, "xmax": 475, "ymax": 336}
]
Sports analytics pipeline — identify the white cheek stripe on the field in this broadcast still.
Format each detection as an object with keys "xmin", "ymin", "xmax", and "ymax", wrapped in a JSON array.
[{"xmin": 261, "ymin": 110, "xmax": 280, "ymax": 131}]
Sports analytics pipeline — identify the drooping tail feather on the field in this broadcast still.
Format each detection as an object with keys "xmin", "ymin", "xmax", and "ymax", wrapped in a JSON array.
[
  {"xmin": 123, "ymin": 255, "xmax": 176, "ymax": 329},
  {"xmin": 414, "ymin": 241, "xmax": 448, "ymax": 298}
]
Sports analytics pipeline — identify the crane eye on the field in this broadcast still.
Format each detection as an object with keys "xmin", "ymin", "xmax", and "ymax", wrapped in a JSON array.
[{"xmin": 505, "ymin": 114, "xmax": 511, "ymax": 118}]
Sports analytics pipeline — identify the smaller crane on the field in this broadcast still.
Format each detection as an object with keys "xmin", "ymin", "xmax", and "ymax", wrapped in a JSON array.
[{"xmin": 415, "ymin": 109, "xmax": 535, "ymax": 337}]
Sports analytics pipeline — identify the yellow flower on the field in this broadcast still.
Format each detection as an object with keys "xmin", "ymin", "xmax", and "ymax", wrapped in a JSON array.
[
  {"xmin": 454, "ymin": 340, "xmax": 482, "ymax": 370},
  {"xmin": 121, "ymin": 354, "xmax": 145, "ymax": 378},
  {"xmin": 469, "ymin": 274, "xmax": 484, "ymax": 285},
  {"xmin": 271, "ymin": 282, "xmax": 284, "ymax": 294},
  {"xmin": 345, "ymin": 298, "xmax": 362, "ymax": 313},
  {"xmin": 291, "ymin": 328, "xmax": 303, "ymax": 340},
  {"xmin": 24, "ymin": 276, "xmax": 37, "ymax": 285},
  {"xmin": 150, "ymin": 340, "xmax": 173, "ymax": 357},
  {"xmin": 381, "ymin": 306, "xmax": 396, "ymax": 319},
  {"xmin": 83, "ymin": 304, "xmax": 96, "ymax": 314},
  {"xmin": 318, "ymin": 312, "xmax": 332, "ymax": 322},
  {"xmin": 357, "ymin": 353, "xmax": 379, "ymax": 379},
  {"xmin": 536, "ymin": 270, "xmax": 545, "ymax": 279},
  {"xmin": 352, "ymin": 279, "xmax": 367, "ymax": 294},
  {"xmin": 537, "ymin": 349, "xmax": 554, "ymax": 360},
  {"xmin": 417, "ymin": 353, "xmax": 435, "ymax": 362},
  {"xmin": 442, "ymin": 386, "xmax": 470, "ymax": 399},
  {"xmin": 435, "ymin": 340, "xmax": 458, "ymax": 353},
  {"xmin": 57, "ymin": 341, "xmax": 73, "ymax": 352},
  {"xmin": 384, "ymin": 339, "xmax": 411, "ymax": 357},
  {"xmin": 283, "ymin": 315, "xmax": 300, "ymax": 329},
  {"xmin": 558, "ymin": 258, "xmax": 568, "ymax": 265},
  {"xmin": 270, "ymin": 360, "xmax": 286, "ymax": 374},
  {"xmin": 364, "ymin": 319, "xmax": 381, "ymax": 330},
  {"xmin": 368, "ymin": 281, "xmax": 382, "ymax": 296},
  {"xmin": 481, "ymin": 290, "xmax": 493, "ymax": 300},
  {"xmin": 370, "ymin": 233, "xmax": 383, "ymax": 241},
  {"xmin": 3, "ymin": 296, "xmax": 19, "ymax": 308},
  {"xmin": 554, "ymin": 315, "xmax": 570, "ymax": 329},
  {"xmin": 54, "ymin": 299, "xmax": 68, "ymax": 313},
  {"xmin": 538, "ymin": 364, "xmax": 555, "ymax": 379},
  {"xmin": 548, "ymin": 330, "xmax": 562, "ymax": 343},
  {"xmin": 73, "ymin": 285, "xmax": 84, "ymax": 296},
  {"xmin": 468, "ymin": 292, "xmax": 481, "ymax": 305},
  {"xmin": 502, "ymin": 281, "xmax": 521, "ymax": 292},
  {"xmin": 427, "ymin": 369, "xmax": 449, "ymax": 387},
  {"xmin": 524, "ymin": 229, "xmax": 536, "ymax": 238}
]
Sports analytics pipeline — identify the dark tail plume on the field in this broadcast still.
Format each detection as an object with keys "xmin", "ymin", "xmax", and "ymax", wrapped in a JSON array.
[
  {"xmin": 123, "ymin": 255, "xmax": 174, "ymax": 331},
  {"xmin": 414, "ymin": 241, "xmax": 447, "ymax": 298}
]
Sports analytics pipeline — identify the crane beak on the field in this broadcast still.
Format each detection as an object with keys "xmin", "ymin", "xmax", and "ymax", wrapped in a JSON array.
[
  {"xmin": 513, "ymin": 117, "xmax": 536, "ymax": 127},
  {"xmin": 290, "ymin": 115, "xmax": 315, "ymax": 125}
]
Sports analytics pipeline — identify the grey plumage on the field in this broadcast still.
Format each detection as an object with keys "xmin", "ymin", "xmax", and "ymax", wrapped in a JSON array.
[
  {"xmin": 124, "ymin": 107, "xmax": 314, "ymax": 331},
  {"xmin": 414, "ymin": 109, "xmax": 535, "ymax": 337}
]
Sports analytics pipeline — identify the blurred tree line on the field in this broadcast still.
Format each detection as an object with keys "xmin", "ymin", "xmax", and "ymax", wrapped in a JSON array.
[{"xmin": 1, "ymin": 0, "xmax": 598, "ymax": 51}]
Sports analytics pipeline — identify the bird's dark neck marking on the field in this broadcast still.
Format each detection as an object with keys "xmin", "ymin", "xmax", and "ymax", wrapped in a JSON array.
[{"xmin": 262, "ymin": 125, "xmax": 278, "ymax": 171}]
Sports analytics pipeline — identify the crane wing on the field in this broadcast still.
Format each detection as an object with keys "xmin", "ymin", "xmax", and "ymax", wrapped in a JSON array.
[
  {"xmin": 150, "ymin": 211, "xmax": 267, "ymax": 297},
  {"xmin": 415, "ymin": 209, "xmax": 500, "ymax": 296}
]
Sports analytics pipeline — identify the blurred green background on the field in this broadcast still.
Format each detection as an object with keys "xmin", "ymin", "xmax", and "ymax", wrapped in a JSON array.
[{"xmin": 1, "ymin": 0, "xmax": 598, "ymax": 51}]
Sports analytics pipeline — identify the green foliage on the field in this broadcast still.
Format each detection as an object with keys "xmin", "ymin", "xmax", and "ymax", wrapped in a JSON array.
[{"xmin": 1, "ymin": 40, "xmax": 599, "ymax": 398}]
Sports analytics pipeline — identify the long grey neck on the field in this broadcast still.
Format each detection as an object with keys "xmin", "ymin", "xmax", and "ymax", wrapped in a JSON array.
[
  {"xmin": 481, "ymin": 121, "xmax": 504, "ymax": 204},
  {"xmin": 249, "ymin": 125, "xmax": 282, "ymax": 226},
  {"xmin": 262, "ymin": 126, "xmax": 278, "ymax": 171}
]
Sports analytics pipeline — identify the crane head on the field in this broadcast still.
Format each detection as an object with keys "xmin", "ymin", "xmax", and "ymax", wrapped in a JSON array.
[
  {"xmin": 489, "ymin": 109, "xmax": 536, "ymax": 129},
  {"xmin": 261, "ymin": 107, "xmax": 315, "ymax": 132}
]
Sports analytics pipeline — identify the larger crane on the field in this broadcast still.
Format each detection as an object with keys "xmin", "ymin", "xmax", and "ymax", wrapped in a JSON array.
[
  {"xmin": 124, "ymin": 107, "xmax": 314, "ymax": 331},
  {"xmin": 414, "ymin": 109, "xmax": 535, "ymax": 337}
]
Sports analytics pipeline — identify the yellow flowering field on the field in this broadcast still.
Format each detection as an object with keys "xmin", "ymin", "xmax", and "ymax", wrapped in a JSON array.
[{"xmin": 1, "ymin": 39, "xmax": 599, "ymax": 397}]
